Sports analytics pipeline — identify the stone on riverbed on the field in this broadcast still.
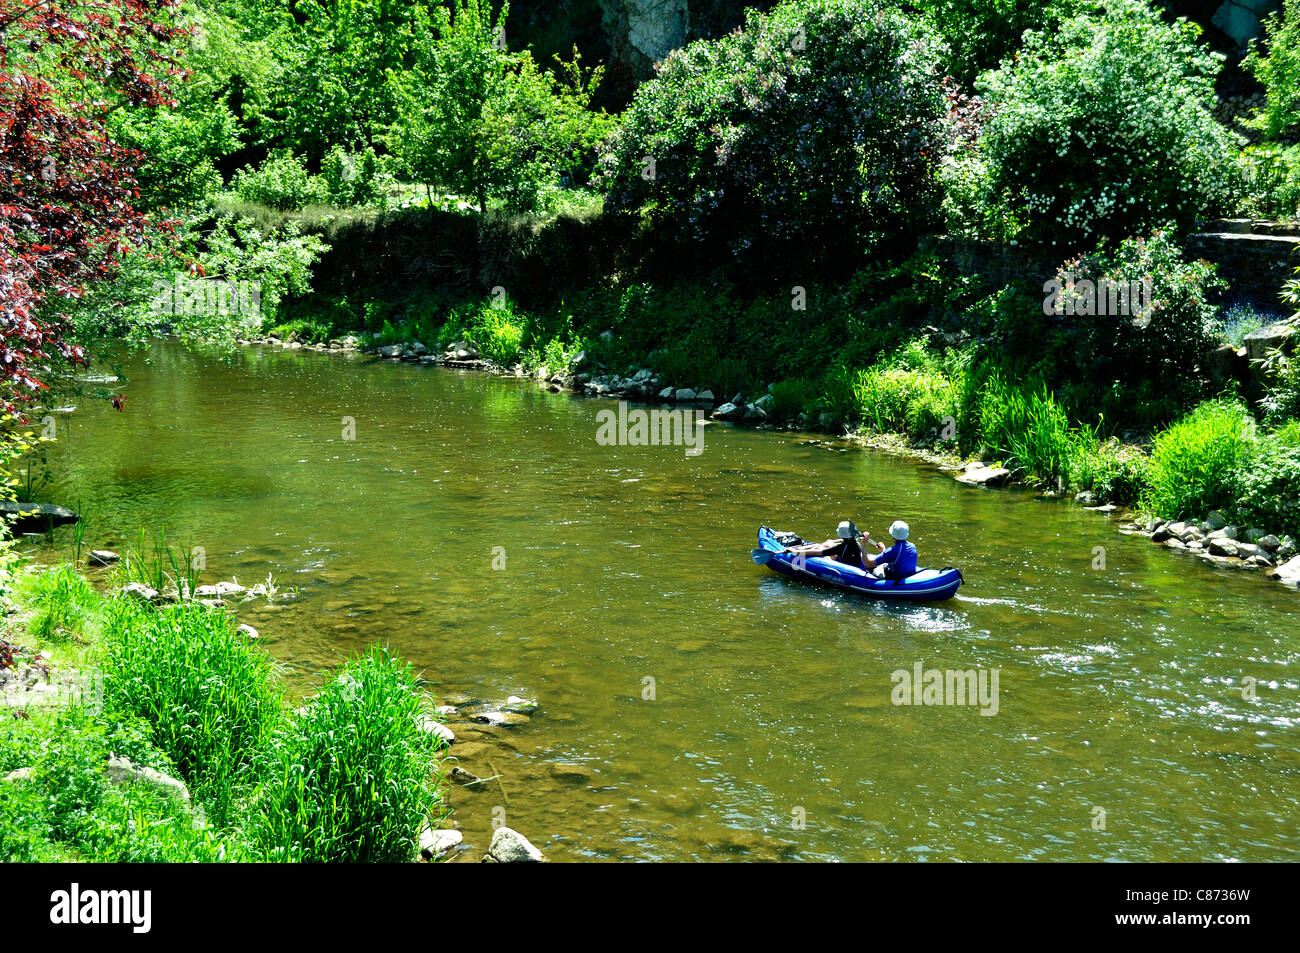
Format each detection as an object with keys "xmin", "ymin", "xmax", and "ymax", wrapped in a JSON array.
[
  {"xmin": 236, "ymin": 624, "xmax": 259, "ymax": 640},
  {"xmin": 712, "ymin": 402, "xmax": 742, "ymax": 420},
  {"xmin": 1208, "ymin": 538, "xmax": 1240, "ymax": 558},
  {"xmin": 956, "ymin": 465, "xmax": 1011, "ymax": 488},
  {"xmin": 417, "ymin": 828, "xmax": 463, "ymax": 862},
  {"xmin": 195, "ymin": 581, "xmax": 244, "ymax": 598},
  {"xmin": 88, "ymin": 550, "xmax": 119, "ymax": 566},
  {"xmin": 483, "ymin": 827, "xmax": 546, "ymax": 863},
  {"xmin": 416, "ymin": 715, "xmax": 455, "ymax": 746},
  {"xmin": 474, "ymin": 710, "xmax": 530, "ymax": 727},
  {"xmin": 501, "ymin": 695, "xmax": 537, "ymax": 714}
]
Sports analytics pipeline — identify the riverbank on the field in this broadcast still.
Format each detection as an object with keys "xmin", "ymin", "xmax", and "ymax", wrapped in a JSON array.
[{"xmin": 0, "ymin": 558, "xmax": 546, "ymax": 863}]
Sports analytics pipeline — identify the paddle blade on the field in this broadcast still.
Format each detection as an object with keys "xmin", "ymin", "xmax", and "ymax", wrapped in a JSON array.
[{"xmin": 750, "ymin": 548, "xmax": 775, "ymax": 565}]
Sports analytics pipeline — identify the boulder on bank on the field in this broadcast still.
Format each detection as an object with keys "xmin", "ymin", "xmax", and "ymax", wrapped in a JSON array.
[
  {"xmin": 956, "ymin": 464, "xmax": 1011, "ymax": 488},
  {"xmin": 417, "ymin": 828, "xmax": 463, "ymax": 862},
  {"xmin": 483, "ymin": 827, "xmax": 546, "ymax": 863},
  {"xmin": 1269, "ymin": 555, "xmax": 1300, "ymax": 587},
  {"xmin": 712, "ymin": 402, "xmax": 742, "ymax": 420},
  {"xmin": 105, "ymin": 755, "xmax": 191, "ymax": 806},
  {"xmin": 0, "ymin": 501, "xmax": 80, "ymax": 535}
]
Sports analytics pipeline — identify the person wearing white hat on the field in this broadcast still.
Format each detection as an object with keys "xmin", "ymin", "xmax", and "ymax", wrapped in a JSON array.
[
  {"xmin": 863, "ymin": 520, "xmax": 917, "ymax": 580},
  {"xmin": 833, "ymin": 519, "xmax": 865, "ymax": 567}
]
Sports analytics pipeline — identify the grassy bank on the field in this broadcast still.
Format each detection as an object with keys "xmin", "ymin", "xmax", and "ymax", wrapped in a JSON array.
[{"xmin": 0, "ymin": 562, "xmax": 447, "ymax": 862}]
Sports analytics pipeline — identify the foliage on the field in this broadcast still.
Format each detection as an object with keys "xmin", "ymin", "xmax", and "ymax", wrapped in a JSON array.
[
  {"xmin": 600, "ymin": 0, "xmax": 946, "ymax": 276},
  {"xmin": 978, "ymin": 373, "xmax": 1086, "ymax": 482},
  {"xmin": 850, "ymin": 341, "xmax": 974, "ymax": 442},
  {"xmin": 1068, "ymin": 437, "xmax": 1150, "ymax": 505},
  {"xmin": 1234, "ymin": 143, "xmax": 1300, "ymax": 221},
  {"xmin": 1244, "ymin": 0, "xmax": 1300, "ymax": 140},
  {"xmin": 914, "ymin": 0, "xmax": 1089, "ymax": 84},
  {"xmin": 0, "ymin": 0, "xmax": 188, "ymax": 411},
  {"xmin": 250, "ymin": 646, "xmax": 443, "ymax": 862},
  {"xmin": 232, "ymin": 151, "xmax": 329, "ymax": 211},
  {"xmin": 1232, "ymin": 425, "xmax": 1300, "ymax": 538},
  {"xmin": 1141, "ymin": 400, "xmax": 1255, "ymax": 519},
  {"xmin": 975, "ymin": 0, "xmax": 1239, "ymax": 249}
]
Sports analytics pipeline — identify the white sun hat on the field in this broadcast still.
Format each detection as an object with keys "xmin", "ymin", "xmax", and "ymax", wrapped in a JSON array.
[
  {"xmin": 889, "ymin": 520, "xmax": 910, "ymax": 540},
  {"xmin": 837, "ymin": 520, "xmax": 860, "ymax": 539}
]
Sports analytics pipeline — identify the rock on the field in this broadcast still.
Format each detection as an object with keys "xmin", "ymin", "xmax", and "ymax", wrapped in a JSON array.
[
  {"xmin": 1207, "ymin": 525, "xmax": 1240, "ymax": 541},
  {"xmin": 410, "ymin": 341, "xmax": 428, "ymax": 356},
  {"xmin": 1166, "ymin": 521, "xmax": 1189, "ymax": 539},
  {"xmin": 1242, "ymin": 527, "xmax": 1269, "ymax": 545},
  {"xmin": 195, "ymin": 581, "xmax": 243, "ymax": 598},
  {"xmin": 674, "ymin": 387, "xmax": 697, "ymax": 402},
  {"xmin": 632, "ymin": 368, "xmax": 653, "ymax": 382},
  {"xmin": 417, "ymin": 828, "xmax": 463, "ymax": 862},
  {"xmin": 1, "ymin": 767, "xmax": 34, "ymax": 783},
  {"xmin": 712, "ymin": 401, "xmax": 742, "ymax": 420},
  {"xmin": 956, "ymin": 467, "xmax": 1011, "ymax": 488},
  {"xmin": 1249, "ymin": 554, "xmax": 1275, "ymax": 568},
  {"xmin": 572, "ymin": 350, "xmax": 590, "ymax": 369},
  {"xmin": 417, "ymin": 715, "xmax": 455, "ymax": 746},
  {"xmin": 0, "ymin": 501, "xmax": 80, "ymax": 534},
  {"xmin": 1144, "ymin": 518, "xmax": 1165, "ymax": 534},
  {"xmin": 379, "ymin": 344, "xmax": 403, "ymax": 358},
  {"xmin": 754, "ymin": 393, "xmax": 775, "ymax": 412},
  {"xmin": 473, "ymin": 710, "xmax": 530, "ymax": 727},
  {"xmin": 1075, "ymin": 491, "xmax": 1098, "ymax": 506},
  {"xmin": 1234, "ymin": 542, "xmax": 1264, "ymax": 560},
  {"xmin": 1204, "ymin": 510, "xmax": 1228, "ymax": 532},
  {"xmin": 1180, "ymin": 525, "xmax": 1205, "ymax": 542},
  {"xmin": 105, "ymin": 755, "xmax": 191, "ymax": 806},
  {"xmin": 88, "ymin": 550, "xmax": 119, "ymax": 566},
  {"xmin": 599, "ymin": 329, "xmax": 614, "ymax": 343},
  {"xmin": 1258, "ymin": 534, "xmax": 1281, "ymax": 553},
  {"xmin": 745, "ymin": 402, "xmax": 767, "ymax": 420},
  {"xmin": 1242, "ymin": 320, "xmax": 1297, "ymax": 363},
  {"xmin": 1208, "ymin": 538, "xmax": 1241, "ymax": 558},
  {"xmin": 121, "ymin": 582, "xmax": 159, "ymax": 603},
  {"xmin": 235, "ymin": 624, "xmax": 259, "ymax": 640},
  {"xmin": 696, "ymin": 389, "xmax": 715, "ymax": 403},
  {"xmin": 1270, "ymin": 555, "xmax": 1300, "ymax": 586},
  {"xmin": 1276, "ymin": 536, "xmax": 1296, "ymax": 560},
  {"xmin": 549, "ymin": 763, "xmax": 591, "ymax": 784},
  {"xmin": 658, "ymin": 386, "xmax": 675, "ymax": 400},
  {"xmin": 501, "ymin": 695, "xmax": 538, "ymax": 714},
  {"xmin": 483, "ymin": 827, "xmax": 546, "ymax": 863}
]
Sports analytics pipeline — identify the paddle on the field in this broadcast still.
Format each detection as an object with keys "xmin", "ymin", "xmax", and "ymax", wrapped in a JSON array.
[{"xmin": 750, "ymin": 548, "xmax": 777, "ymax": 565}]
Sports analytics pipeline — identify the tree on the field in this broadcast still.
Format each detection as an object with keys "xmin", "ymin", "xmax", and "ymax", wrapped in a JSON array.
[{"xmin": 0, "ymin": 0, "xmax": 187, "ymax": 410}]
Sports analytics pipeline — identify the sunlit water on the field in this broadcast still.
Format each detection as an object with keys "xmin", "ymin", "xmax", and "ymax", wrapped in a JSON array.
[{"xmin": 35, "ymin": 341, "xmax": 1300, "ymax": 861}]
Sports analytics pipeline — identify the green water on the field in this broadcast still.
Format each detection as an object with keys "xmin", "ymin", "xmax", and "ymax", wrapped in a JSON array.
[{"xmin": 39, "ymin": 341, "xmax": 1299, "ymax": 861}]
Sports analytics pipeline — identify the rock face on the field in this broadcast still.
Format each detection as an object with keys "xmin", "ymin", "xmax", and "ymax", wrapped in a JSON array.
[
  {"xmin": 483, "ymin": 826, "xmax": 546, "ymax": 863},
  {"xmin": 1212, "ymin": 0, "xmax": 1283, "ymax": 49},
  {"xmin": 599, "ymin": 0, "xmax": 689, "ymax": 77}
]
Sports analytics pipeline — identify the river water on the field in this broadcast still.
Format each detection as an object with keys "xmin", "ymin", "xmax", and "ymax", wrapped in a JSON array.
[{"xmin": 37, "ymin": 341, "xmax": 1299, "ymax": 861}]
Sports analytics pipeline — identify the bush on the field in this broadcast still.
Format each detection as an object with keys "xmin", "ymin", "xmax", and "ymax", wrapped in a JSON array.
[
  {"xmin": 600, "ymin": 0, "xmax": 945, "ymax": 276},
  {"xmin": 250, "ymin": 646, "xmax": 443, "ymax": 863},
  {"xmin": 1141, "ymin": 400, "xmax": 1255, "ymax": 519},
  {"xmin": 978, "ymin": 374, "xmax": 1084, "ymax": 482},
  {"xmin": 1234, "ymin": 143, "xmax": 1300, "ymax": 220},
  {"xmin": 975, "ymin": 0, "xmax": 1240, "ymax": 249},
  {"xmin": 852, "ymin": 342, "xmax": 972, "ymax": 442},
  {"xmin": 1232, "ymin": 425, "xmax": 1300, "ymax": 538},
  {"xmin": 320, "ymin": 145, "xmax": 392, "ymax": 208},
  {"xmin": 101, "ymin": 600, "xmax": 283, "ymax": 827},
  {"xmin": 1068, "ymin": 438, "xmax": 1151, "ymax": 505},
  {"xmin": 231, "ymin": 151, "xmax": 328, "ymax": 211},
  {"xmin": 1244, "ymin": 0, "xmax": 1300, "ymax": 140},
  {"xmin": 1044, "ymin": 231, "xmax": 1224, "ymax": 406},
  {"xmin": 916, "ymin": 0, "xmax": 1087, "ymax": 85},
  {"xmin": 16, "ymin": 564, "xmax": 104, "ymax": 645}
]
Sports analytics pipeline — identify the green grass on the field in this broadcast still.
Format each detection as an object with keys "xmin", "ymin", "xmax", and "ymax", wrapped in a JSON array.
[
  {"xmin": 1141, "ymin": 400, "xmax": 1255, "ymax": 519},
  {"xmin": 100, "ymin": 598, "xmax": 284, "ymax": 828},
  {"xmin": 978, "ymin": 374, "xmax": 1087, "ymax": 483},
  {"xmin": 12, "ymin": 564, "xmax": 105, "ymax": 646},
  {"xmin": 250, "ymin": 646, "xmax": 445, "ymax": 863}
]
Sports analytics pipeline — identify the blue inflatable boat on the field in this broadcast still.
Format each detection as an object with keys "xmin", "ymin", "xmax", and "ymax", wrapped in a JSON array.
[{"xmin": 753, "ymin": 526, "xmax": 963, "ymax": 602}]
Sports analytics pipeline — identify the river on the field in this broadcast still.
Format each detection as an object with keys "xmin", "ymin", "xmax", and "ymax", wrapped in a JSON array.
[{"xmin": 35, "ymin": 341, "xmax": 1300, "ymax": 861}]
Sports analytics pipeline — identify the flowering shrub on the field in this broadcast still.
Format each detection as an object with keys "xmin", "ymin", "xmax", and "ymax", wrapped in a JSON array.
[
  {"xmin": 975, "ymin": 0, "xmax": 1240, "ymax": 249},
  {"xmin": 599, "ymin": 0, "xmax": 946, "ymax": 275}
]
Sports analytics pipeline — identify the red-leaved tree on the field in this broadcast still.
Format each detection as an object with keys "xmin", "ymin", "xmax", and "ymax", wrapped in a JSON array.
[{"xmin": 0, "ymin": 0, "xmax": 186, "ymax": 411}]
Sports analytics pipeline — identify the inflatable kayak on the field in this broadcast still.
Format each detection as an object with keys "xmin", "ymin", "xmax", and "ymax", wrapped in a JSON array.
[{"xmin": 753, "ymin": 526, "xmax": 963, "ymax": 602}]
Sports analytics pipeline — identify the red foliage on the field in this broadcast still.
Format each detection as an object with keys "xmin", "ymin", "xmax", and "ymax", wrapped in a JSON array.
[{"xmin": 0, "ymin": 0, "xmax": 187, "ymax": 411}]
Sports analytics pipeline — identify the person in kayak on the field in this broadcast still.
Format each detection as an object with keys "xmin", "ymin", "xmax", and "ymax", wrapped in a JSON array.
[
  {"xmin": 864, "ymin": 521, "xmax": 917, "ymax": 580},
  {"xmin": 834, "ymin": 520, "xmax": 865, "ymax": 567}
]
